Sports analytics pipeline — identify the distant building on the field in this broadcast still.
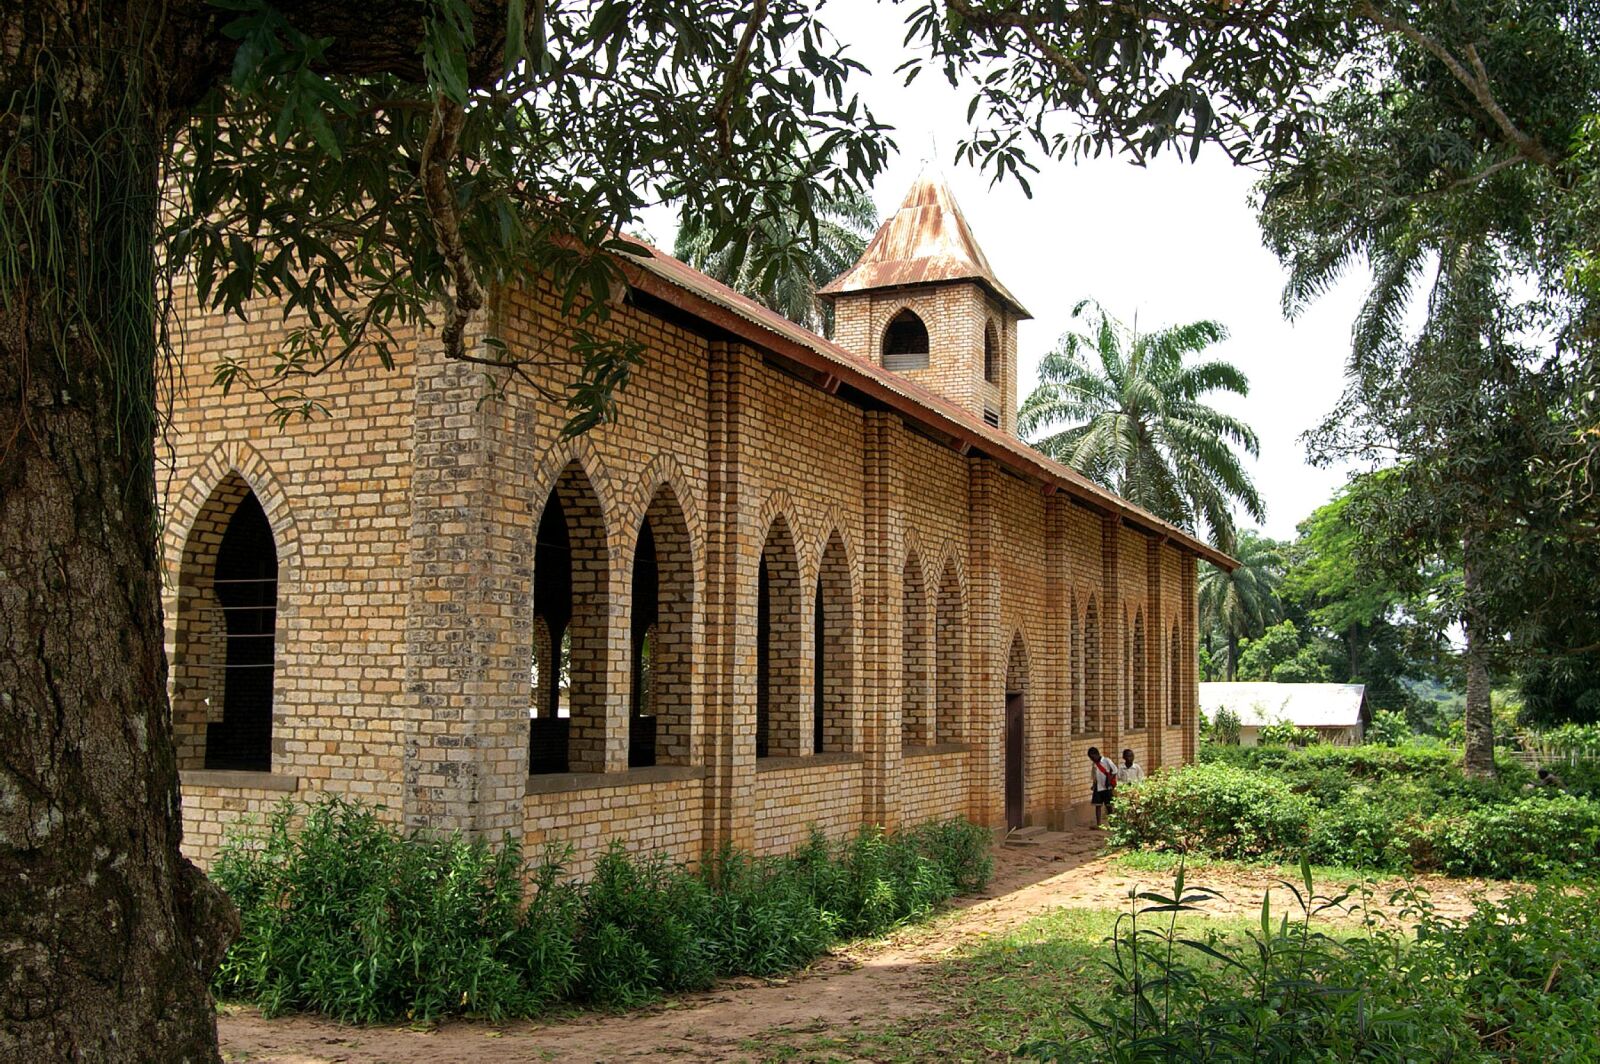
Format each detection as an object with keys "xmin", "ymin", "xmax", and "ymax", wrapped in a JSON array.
[{"xmin": 1200, "ymin": 683, "xmax": 1370, "ymax": 746}]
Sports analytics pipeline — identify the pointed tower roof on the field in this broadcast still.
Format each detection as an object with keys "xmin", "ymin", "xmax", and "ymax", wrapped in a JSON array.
[{"xmin": 818, "ymin": 171, "xmax": 1031, "ymax": 319}]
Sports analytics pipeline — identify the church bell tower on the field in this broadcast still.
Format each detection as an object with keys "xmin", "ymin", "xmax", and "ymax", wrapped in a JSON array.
[{"xmin": 819, "ymin": 172, "xmax": 1031, "ymax": 435}]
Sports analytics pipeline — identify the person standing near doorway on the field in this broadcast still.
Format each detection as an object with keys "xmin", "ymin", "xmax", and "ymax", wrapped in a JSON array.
[
  {"xmin": 1120, "ymin": 748, "xmax": 1145, "ymax": 786},
  {"xmin": 1087, "ymin": 747, "xmax": 1118, "ymax": 827}
]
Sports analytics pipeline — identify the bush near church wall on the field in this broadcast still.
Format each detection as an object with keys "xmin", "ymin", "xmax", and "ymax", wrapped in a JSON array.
[
  {"xmin": 1115, "ymin": 744, "xmax": 1600, "ymax": 878},
  {"xmin": 209, "ymin": 796, "xmax": 994, "ymax": 1023}
]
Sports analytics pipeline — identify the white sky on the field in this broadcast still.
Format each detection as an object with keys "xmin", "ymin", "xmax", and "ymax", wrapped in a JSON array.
[{"xmin": 641, "ymin": 3, "xmax": 1368, "ymax": 542}]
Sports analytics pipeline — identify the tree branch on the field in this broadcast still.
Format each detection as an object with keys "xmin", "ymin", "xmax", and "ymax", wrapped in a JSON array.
[
  {"xmin": 711, "ymin": 0, "xmax": 770, "ymax": 157},
  {"xmin": 1357, "ymin": 2, "xmax": 1558, "ymax": 170},
  {"xmin": 419, "ymin": 95, "xmax": 482, "ymax": 361}
]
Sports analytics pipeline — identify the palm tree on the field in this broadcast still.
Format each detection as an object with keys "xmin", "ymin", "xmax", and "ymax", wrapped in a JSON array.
[
  {"xmin": 1198, "ymin": 531, "xmax": 1286, "ymax": 680},
  {"xmin": 1019, "ymin": 300, "xmax": 1265, "ymax": 549},
  {"xmin": 673, "ymin": 181, "xmax": 877, "ymax": 335}
]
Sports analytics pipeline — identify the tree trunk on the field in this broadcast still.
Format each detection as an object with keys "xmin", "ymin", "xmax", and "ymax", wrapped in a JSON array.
[
  {"xmin": 1226, "ymin": 634, "xmax": 1239, "ymax": 681},
  {"xmin": 1461, "ymin": 537, "xmax": 1496, "ymax": 778},
  {"xmin": 0, "ymin": 7, "xmax": 235, "ymax": 1058}
]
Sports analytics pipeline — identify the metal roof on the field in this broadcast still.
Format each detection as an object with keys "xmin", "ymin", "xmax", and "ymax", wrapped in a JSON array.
[
  {"xmin": 612, "ymin": 234, "xmax": 1236, "ymax": 571},
  {"xmin": 816, "ymin": 170, "xmax": 1031, "ymax": 319},
  {"xmin": 1199, "ymin": 683, "xmax": 1369, "ymax": 729}
]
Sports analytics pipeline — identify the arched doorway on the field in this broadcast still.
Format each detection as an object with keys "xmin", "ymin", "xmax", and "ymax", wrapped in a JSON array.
[{"xmin": 1004, "ymin": 633, "xmax": 1029, "ymax": 831}]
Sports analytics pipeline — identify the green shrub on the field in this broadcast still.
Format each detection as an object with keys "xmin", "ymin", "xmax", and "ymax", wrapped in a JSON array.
[
  {"xmin": 908, "ymin": 816, "xmax": 995, "ymax": 893},
  {"xmin": 1256, "ymin": 719, "xmax": 1319, "ymax": 747},
  {"xmin": 1108, "ymin": 763, "xmax": 1313, "ymax": 859},
  {"xmin": 700, "ymin": 846, "xmax": 836, "ymax": 976},
  {"xmin": 1424, "ymin": 795, "xmax": 1600, "ymax": 878},
  {"xmin": 575, "ymin": 844, "xmax": 717, "ymax": 1005},
  {"xmin": 1366, "ymin": 707, "xmax": 1413, "ymax": 746},
  {"xmin": 1120, "ymin": 745, "xmax": 1600, "ymax": 879},
  {"xmin": 1210, "ymin": 706, "xmax": 1242, "ymax": 746},
  {"xmin": 210, "ymin": 796, "xmax": 577, "ymax": 1023},
  {"xmin": 212, "ymin": 799, "xmax": 993, "ymax": 1022}
]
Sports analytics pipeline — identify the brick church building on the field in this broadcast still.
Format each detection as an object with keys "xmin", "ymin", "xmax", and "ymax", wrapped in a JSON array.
[{"xmin": 162, "ymin": 173, "xmax": 1229, "ymax": 870}]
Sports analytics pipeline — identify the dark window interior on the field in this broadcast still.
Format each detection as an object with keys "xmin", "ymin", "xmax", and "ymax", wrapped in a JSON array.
[
  {"xmin": 813, "ymin": 582, "xmax": 826, "ymax": 754},
  {"xmin": 205, "ymin": 491, "xmax": 277, "ymax": 772},
  {"xmin": 756, "ymin": 558, "xmax": 770, "ymax": 758},
  {"xmin": 629, "ymin": 521, "xmax": 658, "ymax": 767},
  {"xmin": 530, "ymin": 494, "xmax": 571, "ymax": 774},
  {"xmin": 883, "ymin": 310, "xmax": 930, "ymax": 371}
]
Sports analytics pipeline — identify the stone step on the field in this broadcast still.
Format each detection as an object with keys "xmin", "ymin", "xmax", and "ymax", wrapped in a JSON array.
[{"xmin": 1003, "ymin": 826, "xmax": 1049, "ymax": 846}]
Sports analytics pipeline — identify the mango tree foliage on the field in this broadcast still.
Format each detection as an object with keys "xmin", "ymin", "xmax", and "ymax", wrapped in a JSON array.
[{"xmin": 174, "ymin": 0, "xmax": 892, "ymax": 429}]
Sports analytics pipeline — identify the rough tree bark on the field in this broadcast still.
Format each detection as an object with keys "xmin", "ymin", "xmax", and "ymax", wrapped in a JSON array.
[
  {"xmin": 0, "ymin": 5, "xmax": 238, "ymax": 1059},
  {"xmin": 0, "ymin": 3, "xmax": 510, "ymax": 1056}
]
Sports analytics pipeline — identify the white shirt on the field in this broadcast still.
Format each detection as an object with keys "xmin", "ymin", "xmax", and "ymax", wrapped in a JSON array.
[
  {"xmin": 1091, "ymin": 756, "xmax": 1118, "ymax": 792},
  {"xmin": 1120, "ymin": 761, "xmax": 1146, "ymax": 785}
]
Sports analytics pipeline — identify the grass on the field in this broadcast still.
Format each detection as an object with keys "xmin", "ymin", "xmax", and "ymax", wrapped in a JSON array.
[
  {"xmin": 745, "ymin": 907, "xmax": 1254, "ymax": 1062},
  {"xmin": 1107, "ymin": 847, "xmax": 1383, "ymax": 886}
]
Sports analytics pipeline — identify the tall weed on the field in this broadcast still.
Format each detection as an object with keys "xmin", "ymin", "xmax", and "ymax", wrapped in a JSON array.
[
  {"xmin": 1021, "ymin": 859, "xmax": 1600, "ymax": 1061},
  {"xmin": 211, "ymin": 798, "xmax": 993, "ymax": 1022}
]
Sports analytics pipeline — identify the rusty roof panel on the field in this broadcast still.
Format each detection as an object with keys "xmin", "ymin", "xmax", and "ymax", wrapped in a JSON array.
[{"xmin": 817, "ymin": 171, "xmax": 1031, "ymax": 319}]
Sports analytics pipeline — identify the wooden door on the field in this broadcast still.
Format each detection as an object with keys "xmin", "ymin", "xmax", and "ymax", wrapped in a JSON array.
[{"xmin": 1005, "ymin": 691, "xmax": 1024, "ymax": 831}]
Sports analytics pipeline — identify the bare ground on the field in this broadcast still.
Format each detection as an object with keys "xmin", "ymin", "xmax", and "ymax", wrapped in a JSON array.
[{"xmin": 218, "ymin": 831, "xmax": 1511, "ymax": 1064}]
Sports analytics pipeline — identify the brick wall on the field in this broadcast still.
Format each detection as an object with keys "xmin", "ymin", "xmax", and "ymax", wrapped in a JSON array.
[{"xmin": 163, "ymin": 266, "xmax": 1203, "ymax": 874}]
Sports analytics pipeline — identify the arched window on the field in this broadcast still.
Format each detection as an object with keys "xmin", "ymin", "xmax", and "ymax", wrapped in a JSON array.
[
  {"xmin": 983, "ymin": 320, "xmax": 999, "ymax": 383},
  {"xmin": 1082, "ymin": 598, "xmax": 1101, "ymax": 733},
  {"xmin": 205, "ymin": 490, "xmax": 278, "ymax": 771},
  {"xmin": 882, "ymin": 309, "xmax": 930, "ymax": 371},
  {"xmin": 901, "ymin": 551, "xmax": 932, "ymax": 746},
  {"xmin": 530, "ymin": 463, "xmax": 609, "ymax": 774},
  {"xmin": 633, "ymin": 484, "xmax": 695, "ymax": 767},
  {"xmin": 757, "ymin": 517, "xmax": 803, "ymax": 757},
  {"xmin": 1169, "ymin": 625, "xmax": 1183, "ymax": 727},
  {"xmin": 1131, "ymin": 608, "xmax": 1147, "ymax": 730},
  {"xmin": 815, "ymin": 532, "xmax": 856, "ymax": 753},
  {"xmin": 935, "ymin": 558, "xmax": 964, "ymax": 743}
]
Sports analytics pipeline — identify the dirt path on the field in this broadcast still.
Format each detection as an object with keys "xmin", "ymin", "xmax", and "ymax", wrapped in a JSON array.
[{"xmin": 218, "ymin": 832, "xmax": 1509, "ymax": 1063}]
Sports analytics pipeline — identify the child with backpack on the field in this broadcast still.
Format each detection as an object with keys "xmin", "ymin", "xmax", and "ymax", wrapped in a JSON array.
[{"xmin": 1087, "ymin": 746, "xmax": 1118, "ymax": 827}]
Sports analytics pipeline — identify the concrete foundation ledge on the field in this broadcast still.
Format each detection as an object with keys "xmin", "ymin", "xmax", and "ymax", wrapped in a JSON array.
[
  {"xmin": 902, "ymin": 742, "xmax": 967, "ymax": 758},
  {"xmin": 754, "ymin": 751, "xmax": 863, "ymax": 774},
  {"xmin": 525, "ymin": 764, "xmax": 706, "ymax": 796},
  {"xmin": 181, "ymin": 770, "xmax": 300, "ymax": 792}
]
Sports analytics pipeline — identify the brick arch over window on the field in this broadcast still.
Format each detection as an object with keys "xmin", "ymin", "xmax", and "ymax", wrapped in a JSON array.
[
  {"xmin": 529, "ymin": 460, "xmax": 612, "ymax": 774},
  {"xmin": 1081, "ymin": 596, "xmax": 1102, "ymax": 734},
  {"xmin": 757, "ymin": 511, "xmax": 804, "ymax": 758},
  {"xmin": 1169, "ymin": 623, "xmax": 1183, "ymax": 727},
  {"xmin": 901, "ymin": 545, "xmax": 933, "ymax": 747},
  {"xmin": 882, "ymin": 308, "xmax": 930, "ymax": 371},
  {"xmin": 627, "ymin": 479, "xmax": 697, "ymax": 768},
  {"xmin": 1005, "ymin": 630, "xmax": 1031, "ymax": 694},
  {"xmin": 935, "ymin": 549, "xmax": 967, "ymax": 743},
  {"xmin": 814, "ymin": 529, "xmax": 857, "ymax": 754},
  {"xmin": 170, "ymin": 456, "xmax": 298, "ymax": 774}
]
